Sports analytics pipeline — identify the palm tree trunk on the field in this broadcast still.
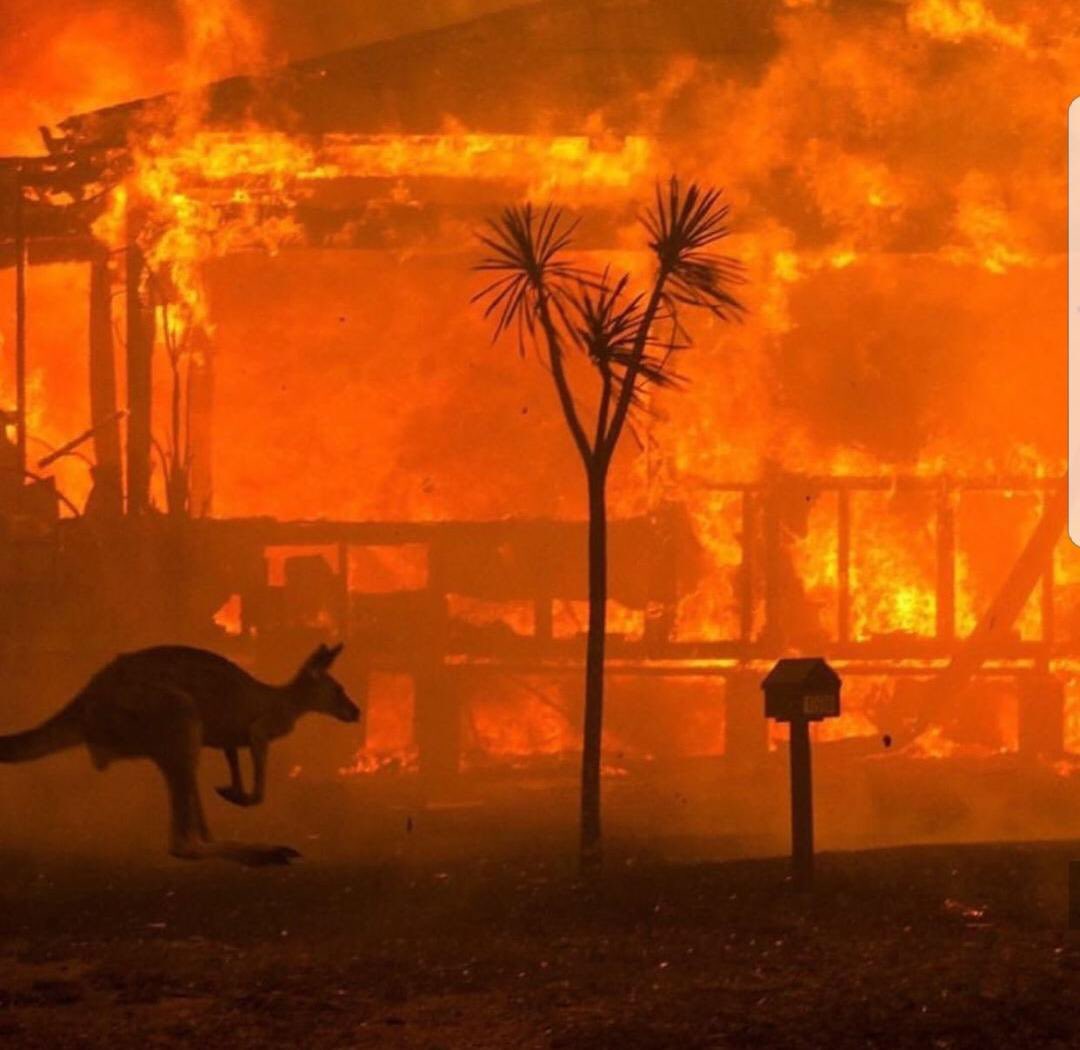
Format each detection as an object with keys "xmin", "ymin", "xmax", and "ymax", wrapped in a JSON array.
[{"xmin": 580, "ymin": 462, "xmax": 608, "ymax": 872}]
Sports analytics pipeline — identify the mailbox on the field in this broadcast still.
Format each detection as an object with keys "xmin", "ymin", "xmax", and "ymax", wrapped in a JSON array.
[
  {"xmin": 762, "ymin": 658, "xmax": 841, "ymax": 723},
  {"xmin": 761, "ymin": 657, "xmax": 842, "ymax": 891}
]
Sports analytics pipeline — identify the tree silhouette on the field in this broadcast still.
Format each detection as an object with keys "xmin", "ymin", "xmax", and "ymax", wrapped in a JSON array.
[{"xmin": 475, "ymin": 179, "xmax": 744, "ymax": 870}]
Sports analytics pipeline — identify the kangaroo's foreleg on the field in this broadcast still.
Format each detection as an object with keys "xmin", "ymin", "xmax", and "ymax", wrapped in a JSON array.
[
  {"xmin": 216, "ymin": 746, "xmax": 250, "ymax": 806},
  {"xmin": 216, "ymin": 725, "xmax": 270, "ymax": 808}
]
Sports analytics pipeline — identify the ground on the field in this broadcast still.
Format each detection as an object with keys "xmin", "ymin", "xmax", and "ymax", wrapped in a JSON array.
[{"xmin": 1, "ymin": 838, "xmax": 1079, "ymax": 1049}]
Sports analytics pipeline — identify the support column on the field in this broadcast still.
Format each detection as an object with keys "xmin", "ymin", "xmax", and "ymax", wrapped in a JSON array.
[
  {"xmin": 414, "ymin": 663, "xmax": 461, "ymax": 782},
  {"xmin": 739, "ymin": 491, "xmax": 755, "ymax": 645},
  {"xmin": 936, "ymin": 485, "xmax": 956, "ymax": 645},
  {"xmin": 725, "ymin": 670, "xmax": 768, "ymax": 762},
  {"xmin": 1017, "ymin": 673, "xmax": 1065, "ymax": 758},
  {"xmin": 412, "ymin": 591, "xmax": 457, "ymax": 784},
  {"xmin": 125, "ymin": 209, "xmax": 154, "ymax": 515},
  {"xmin": 763, "ymin": 486, "xmax": 784, "ymax": 648},
  {"xmin": 89, "ymin": 247, "xmax": 123, "ymax": 515},
  {"xmin": 837, "ymin": 489, "xmax": 851, "ymax": 644},
  {"xmin": 1042, "ymin": 498, "xmax": 1056, "ymax": 653},
  {"xmin": 187, "ymin": 327, "xmax": 215, "ymax": 517}
]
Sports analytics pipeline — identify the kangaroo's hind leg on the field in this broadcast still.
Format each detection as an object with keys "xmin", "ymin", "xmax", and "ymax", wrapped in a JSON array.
[
  {"xmin": 154, "ymin": 699, "xmax": 211, "ymax": 860},
  {"xmin": 157, "ymin": 718, "xmax": 298, "ymax": 865}
]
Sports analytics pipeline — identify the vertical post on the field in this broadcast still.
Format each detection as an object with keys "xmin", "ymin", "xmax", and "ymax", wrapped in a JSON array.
[
  {"xmin": 125, "ymin": 206, "xmax": 153, "ymax": 515},
  {"xmin": 763, "ymin": 485, "xmax": 783, "ymax": 648},
  {"xmin": 413, "ymin": 587, "xmax": 456, "ymax": 784},
  {"xmin": 726, "ymin": 669, "xmax": 768, "ymax": 762},
  {"xmin": 1018, "ymin": 672, "xmax": 1065, "ymax": 758},
  {"xmin": 789, "ymin": 716, "xmax": 814, "ymax": 891},
  {"xmin": 643, "ymin": 503, "xmax": 677, "ymax": 652},
  {"xmin": 187, "ymin": 326, "xmax": 215, "ymax": 516},
  {"xmin": 89, "ymin": 247, "xmax": 123, "ymax": 514},
  {"xmin": 414, "ymin": 664, "xmax": 460, "ymax": 782},
  {"xmin": 1042, "ymin": 491, "xmax": 1056, "ymax": 654},
  {"xmin": 14, "ymin": 170, "xmax": 27, "ymax": 479},
  {"xmin": 837, "ymin": 488, "xmax": 851, "ymax": 644},
  {"xmin": 936, "ymin": 485, "xmax": 956, "ymax": 645},
  {"xmin": 740, "ymin": 490, "xmax": 755, "ymax": 646}
]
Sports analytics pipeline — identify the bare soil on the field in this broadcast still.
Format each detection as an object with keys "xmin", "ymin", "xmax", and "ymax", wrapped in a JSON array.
[{"xmin": 1, "ymin": 835, "xmax": 1079, "ymax": 1049}]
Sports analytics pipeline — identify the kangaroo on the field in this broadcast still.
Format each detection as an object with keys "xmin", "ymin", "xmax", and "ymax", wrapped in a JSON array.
[{"xmin": 0, "ymin": 642, "xmax": 360, "ymax": 866}]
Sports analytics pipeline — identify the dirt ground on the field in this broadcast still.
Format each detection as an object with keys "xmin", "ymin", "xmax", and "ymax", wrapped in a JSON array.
[{"xmin": 1, "ymin": 836, "xmax": 1079, "ymax": 1049}]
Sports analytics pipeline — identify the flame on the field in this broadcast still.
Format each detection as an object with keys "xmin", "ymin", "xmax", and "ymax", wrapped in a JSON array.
[
  {"xmin": 7, "ymin": 0, "xmax": 1080, "ymax": 767},
  {"xmin": 908, "ymin": 724, "xmax": 960, "ymax": 759},
  {"xmin": 907, "ymin": 0, "xmax": 1030, "ymax": 50},
  {"xmin": 340, "ymin": 673, "xmax": 418, "ymax": 777},
  {"xmin": 466, "ymin": 686, "xmax": 576, "ymax": 761},
  {"xmin": 212, "ymin": 593, "xmax": 243, "ymax": 636},
  {"xmin": 177, "ymin": 0, "xmax": 266, "ymax": 86}
]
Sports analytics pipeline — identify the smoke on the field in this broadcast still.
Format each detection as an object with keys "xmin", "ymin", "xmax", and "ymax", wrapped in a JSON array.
[
  {"xmin": 0, "ymin": 0, "xmax": 535, "ymax": 152},
  {"xmin": 176, "ymin": 0, "xmax": 268, "ymax": 85}
]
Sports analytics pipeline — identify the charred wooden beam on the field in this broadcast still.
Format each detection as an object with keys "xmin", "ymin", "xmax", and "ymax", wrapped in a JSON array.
[
  {"xmin": 187, "ymin": 328, "xmax": 215, "ymax": 517},
  {"xmin": 762, "ymin": 489, "xmax": 783, "ymax": 648},
  {"xmin": 739, "ymin": 491, "xmax": 755, "ymax": 645},
  {"xmin": 1017, "ymin": 672, "xmax": 1065, "ymax": 757},
  {"xmin": 89, "ymin": 247, "xmax": 123, "ymax": 514},
  {"xmin": 0, "ymin": 237, "xmax": 96, "ymax": 269},
  {"xmin": 837, "ymin": 489, "xmax": 851, "ymax": 644},
  {"xmin": 125, "ymin": 208, "xmax": 154, "ymax": 515},
  {"xmin": 725, "ymin": 669, "xmax": 768, "ymax": 761},
  {"xmin": 935, "ymin": 486, "xmax": 955, "ymax": 644}
]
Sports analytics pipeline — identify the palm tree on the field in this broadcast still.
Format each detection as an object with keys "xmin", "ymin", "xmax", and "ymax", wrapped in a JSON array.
[{"xmin": 475, "ymin": 179, "xmax": 744, "ymax": 870}]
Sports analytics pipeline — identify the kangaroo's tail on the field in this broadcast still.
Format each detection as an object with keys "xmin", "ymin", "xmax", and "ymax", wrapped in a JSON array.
[{"xmin": 0, "ymin": 704, "xmax": 82, "ymax": 763}]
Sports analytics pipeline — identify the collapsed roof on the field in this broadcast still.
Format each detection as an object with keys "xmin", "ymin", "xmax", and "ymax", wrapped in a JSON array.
[{"xmin": 0, "ymin": 0, "xmax": 776, "ymax": 266}]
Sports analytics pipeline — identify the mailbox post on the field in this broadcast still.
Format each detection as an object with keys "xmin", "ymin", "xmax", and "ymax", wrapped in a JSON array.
[{"xmin": 762, "ymin": 658, "xmax": 842, "ymax": 891}]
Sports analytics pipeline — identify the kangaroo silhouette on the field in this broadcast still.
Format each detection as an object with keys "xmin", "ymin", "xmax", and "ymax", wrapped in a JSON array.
[{"xmin": 0, "ymin": 642, "xmax": 359, "ymax": 865}]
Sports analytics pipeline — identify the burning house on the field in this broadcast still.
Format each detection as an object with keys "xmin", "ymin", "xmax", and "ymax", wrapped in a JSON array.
[{"xmin": 0, "ymin": 0, "xmax": 1076, "ymax": 807}]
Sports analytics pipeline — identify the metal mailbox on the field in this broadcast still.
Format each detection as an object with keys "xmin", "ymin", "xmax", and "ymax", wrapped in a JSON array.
[
  {"xmin": 761, "ymin": 657, "xmax": 842, "ymax": 891},
  {"xmin": 762, "ymin": 658, "xmax": 841, "ymax": 723}
]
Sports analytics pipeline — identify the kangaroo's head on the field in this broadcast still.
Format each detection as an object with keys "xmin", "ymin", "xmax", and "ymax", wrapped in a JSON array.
[{"xmin": 291, "ymin": 643, "xmax": 360, "ymax": 723}]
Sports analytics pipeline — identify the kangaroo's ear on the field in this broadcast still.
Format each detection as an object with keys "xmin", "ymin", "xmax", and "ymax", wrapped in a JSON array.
[
  {"xmin": 300, "ymin": 642, "xmax": 344, "ymax": 676},
  {"xmin": 300, "ymin": 644, "xmax": 330, "ymax": 676}
]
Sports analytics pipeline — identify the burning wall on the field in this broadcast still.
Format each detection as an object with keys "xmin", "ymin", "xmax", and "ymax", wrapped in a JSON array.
[{"xmin": 7, "ymin": 0, "xmax": 1066, "ymax": 510}]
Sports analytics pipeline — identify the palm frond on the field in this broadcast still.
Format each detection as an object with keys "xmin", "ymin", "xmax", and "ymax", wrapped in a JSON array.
[
  {"xmin": 566, "ymin": 269, "xmax": 688, "ymax": 412},
  {"xmin": 472, "ymin": 203, "xmax": 587, "ymax": 350},
  {"xmin": 566, "ymin": 270, "xmax": 645, "ymax": 368},
  {"xmin": 643, "ymin": 177, "xmax": 746, "ymax": 321}
]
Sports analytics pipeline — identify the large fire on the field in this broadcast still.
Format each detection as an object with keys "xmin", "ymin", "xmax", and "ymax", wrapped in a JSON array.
[{"xmin": 2, "ymin": 0, "xmax": 1078, "ymax": 776}]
